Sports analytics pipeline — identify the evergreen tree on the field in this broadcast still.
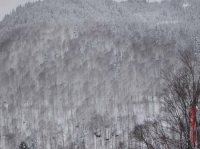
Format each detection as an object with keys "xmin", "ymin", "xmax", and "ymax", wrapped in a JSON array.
[{"xmin": 19, "ymin": 141, "xmax": 28, "ymax": 149}]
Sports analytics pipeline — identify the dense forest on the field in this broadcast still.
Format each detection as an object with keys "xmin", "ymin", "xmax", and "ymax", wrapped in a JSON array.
[{"xmin": 0, "ymin": 0, "xmax": 200, "ymax": 148}]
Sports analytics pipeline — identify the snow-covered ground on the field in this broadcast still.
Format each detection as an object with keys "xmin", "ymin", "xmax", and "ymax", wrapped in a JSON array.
[{"xmin": 183, "ymin": 2, "xmax": 190, "ymax": 8}]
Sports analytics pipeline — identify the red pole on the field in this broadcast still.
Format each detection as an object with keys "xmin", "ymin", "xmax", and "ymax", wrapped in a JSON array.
[{"xmin": 190, "ymin": 107, "xmax": 196, "ymax": 147}]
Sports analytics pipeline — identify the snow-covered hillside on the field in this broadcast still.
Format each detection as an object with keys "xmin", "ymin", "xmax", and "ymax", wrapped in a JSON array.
[
  {"xmin": 0, "ymin": 0, "xmax": 177, "ymax": 30},
  {"xmin": 0, "ymin": 0, "xmax": 200, "ymax": 148}
]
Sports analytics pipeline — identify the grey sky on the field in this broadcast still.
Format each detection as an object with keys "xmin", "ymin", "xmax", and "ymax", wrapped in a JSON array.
[{"xmin": 0, "ymin": 0, "xmax": 40, "ymax": 21}]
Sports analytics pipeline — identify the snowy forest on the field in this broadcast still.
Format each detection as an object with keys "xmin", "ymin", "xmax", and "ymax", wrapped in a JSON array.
[{"xmin": 0, "ymin": 0, "xmax": 200, "ymax": 148}]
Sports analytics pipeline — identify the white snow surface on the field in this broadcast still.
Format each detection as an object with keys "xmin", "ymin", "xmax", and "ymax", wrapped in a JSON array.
[{"xmin": 183, "ymin": 3, "xmax": 190, "ymax": 8}]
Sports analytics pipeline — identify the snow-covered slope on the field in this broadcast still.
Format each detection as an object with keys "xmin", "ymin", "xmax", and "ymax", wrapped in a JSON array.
[
  {"xmin": 0, "ymin": 0, "xmax": 200, "ymax": 148},
  {"xmin": 0, "ymin": 0, "xmax": 176, "ymax": 30}
]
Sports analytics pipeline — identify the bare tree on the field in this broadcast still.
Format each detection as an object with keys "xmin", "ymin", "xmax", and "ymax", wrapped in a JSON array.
[
  {"xmin": 130, "ymin": 121, "xmax": 156, "ymax": 149},
  {"xmin": 161, "ymin": 50, "xmax": 200, "ymax": 149},
  {"xmin": 131, "ymin": 50, "xmax": 200, "ymax": 149}
]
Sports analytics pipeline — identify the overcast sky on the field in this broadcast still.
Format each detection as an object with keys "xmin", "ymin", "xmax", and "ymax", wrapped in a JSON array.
[{"xmin": 0, "ymin": 0, "xmax": 40, "ymax": 21}]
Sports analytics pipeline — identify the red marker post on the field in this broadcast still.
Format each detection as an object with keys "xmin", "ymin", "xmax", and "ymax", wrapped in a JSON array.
[{"xmin": 190, "ymin": 107, "xmax": 196, "ymax": 147}]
